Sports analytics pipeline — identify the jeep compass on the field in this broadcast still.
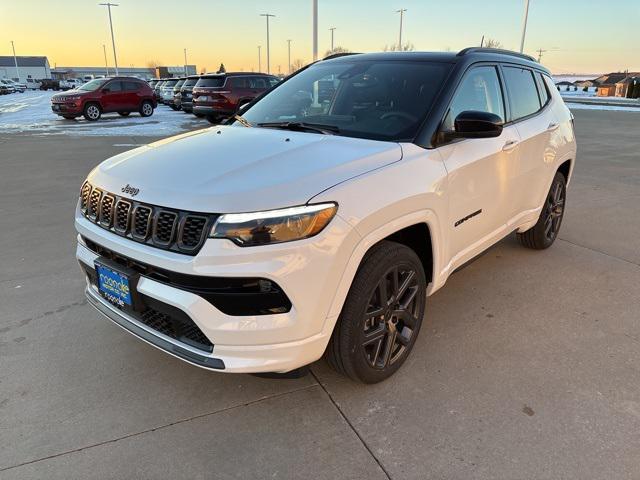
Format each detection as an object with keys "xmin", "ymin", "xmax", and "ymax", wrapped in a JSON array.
[{"xmin": 76, "ymin": 49, "xmax": 576, "ymax": 383}]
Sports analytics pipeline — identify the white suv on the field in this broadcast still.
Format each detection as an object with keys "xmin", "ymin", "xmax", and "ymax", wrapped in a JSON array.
[{"xmin": 75, "ymin": 49, "xmax": 576, "ymax": 383}]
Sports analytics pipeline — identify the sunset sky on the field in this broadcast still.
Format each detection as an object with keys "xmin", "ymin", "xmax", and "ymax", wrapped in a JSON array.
[{"xmin": 1, "ymin": 0, "xmax": 638, "ymax": 75}]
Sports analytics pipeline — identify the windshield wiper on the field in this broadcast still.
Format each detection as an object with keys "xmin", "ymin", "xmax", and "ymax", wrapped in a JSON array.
[
  {"xmin": 232, "ymin": 114, "xmax": 253, "ymax": 127},
  {"xmin": 256, "ymin": 121, "xmax": 339, "ymax": 135}
]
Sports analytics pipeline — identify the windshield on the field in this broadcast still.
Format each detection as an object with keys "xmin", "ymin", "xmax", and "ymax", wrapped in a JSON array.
[
  {"xmin": 163, "ymin": 80, "xmax": 178, "ymax": 88},
  {"xmin": 78, "ymin": 78, "xmax": 108, "ymax": 91},
  {"xmin": 196, "ymin": 77, "xmax": 225, "ymax": 88},
  {"xmin": 173, "ymin": 79, "xmax": 185, "ymax": 89},
  {"xmin": 240, "ymin": 60, "xmax": 451, "ymax": 141},
  {"xmin": 183, "ymin": 78, "xmax": 199, "ymax": 87}
]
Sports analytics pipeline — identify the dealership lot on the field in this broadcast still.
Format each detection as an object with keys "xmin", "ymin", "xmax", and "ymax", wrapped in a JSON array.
[{"xmin": 1, "ymin": 109, "xmax": 639, "ymax": 479}]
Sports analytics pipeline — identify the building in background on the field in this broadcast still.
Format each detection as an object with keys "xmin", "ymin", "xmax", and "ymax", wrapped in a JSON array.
[
  {"xmin": 155, "ymin": 65, "xmax": 197, "ymax": 78},
  {"xmin": 0, "ymin": 56, "xmax": 51, "ymax": 81},
  {"xmin": 52, "ymin": 66, "xmax": 155, "ymax": 80}
]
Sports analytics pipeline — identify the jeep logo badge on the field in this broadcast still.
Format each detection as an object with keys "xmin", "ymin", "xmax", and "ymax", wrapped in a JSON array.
[{"xmin": 121, "ymin": 184, "xmax": 140, "ymax": 197}]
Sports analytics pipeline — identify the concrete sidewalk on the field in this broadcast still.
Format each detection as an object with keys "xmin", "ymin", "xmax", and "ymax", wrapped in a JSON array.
[{"xmin": 1, "ymin": 109, "xmax": 639, "ymax": 479}]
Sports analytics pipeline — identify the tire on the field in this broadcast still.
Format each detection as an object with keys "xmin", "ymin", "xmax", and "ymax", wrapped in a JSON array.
[
  {"xmin": 118, "ymin": 111, "xmax": 130, "ymax": 117},
  {"xmin": 169, "ymin": 104, "xmax": 179, "ymax": 111},
  {"xmin": 83, "ymin": 103, "xmax": 101, "ymax": 121},
  {"xmin": 326, "ymin": 241, "xmax": 427, "ymax": 383},
  {"xmin": 517, "ymin": 172, "xmax": 567, "ymax": 249},
  {"xmin": 62, "ymin": 115, "xmax": 76, "ymax": 120},
  {"xmin": 194, "ymin": 113, "xmax": 205, "ymax": 118},
  {"xmin": 206, "ymin": 115, "xmax": 220, "ymax": 124},
  {"xmin": 139, "ymin": 100, "xmax": 154, "ymax": 117}
]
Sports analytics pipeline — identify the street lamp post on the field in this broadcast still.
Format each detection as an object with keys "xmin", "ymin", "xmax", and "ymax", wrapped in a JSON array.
[
  {"xmin": 396, "ymin": 8, "xmax": 407, "ymax": 51},
  {"xmin": 184, "ymin": 48, "xmax": 188, "ymax": 76},
  {"xmin": 287, "ymin": 39, "xmax": 292, "ymax": 74},
  {"xmin": 258, "ymin": 45, "xmax": 262, "ymax": 72},
  {"xmin": 99, "ymin": 3, "xmax": 119, "ymax": 75},
  {"xmin": 329, "ymin": 27, "xmax": 336, "ymax": 52},
  {"xmin": 10, "ymin": 41, "xmax": 20, "ymax": 82},
  {"xmin": 102, "ymin": 44, "xmax": 109, "ymax": 76},
  {"xmin": 312, "ymin": 0, "xmax": 318, "ymax": 61},
  {"xmin": 519, "ymin": 0, "xmax": 531, "ymax": 53},
  {"xmin": 260, "ymin": 13, "xmax": 275, "ymax": 74}
]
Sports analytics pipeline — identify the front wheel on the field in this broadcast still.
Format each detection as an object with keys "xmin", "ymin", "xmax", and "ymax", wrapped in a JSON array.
[
  {"xmin": 83, "ymin": 103, "xmax": 101, "ymax": 121},
  {"xmin": 139, "ymin": 100, "xmax": 154, "ymax": 117},
  {"xmin": 517, "ymin": 172, "xmax": 567, "ymax": 249},
  {"xmin": 326, "ymin": 241, "xmax": 426, "ymax": 383}
]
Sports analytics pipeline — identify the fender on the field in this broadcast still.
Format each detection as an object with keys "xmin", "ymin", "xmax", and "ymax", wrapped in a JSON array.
[{"xmin": 322, "ymin": 209, "xmax": 445, "ymax": 331}]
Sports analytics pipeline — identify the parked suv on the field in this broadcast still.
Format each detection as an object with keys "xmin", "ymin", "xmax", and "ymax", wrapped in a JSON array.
[
  {"xmin": 0, "ymin": 79, "xmax": 16, "ymax": 94},
  {"xmin": 51, "ymin": 76, "xmax": 156, "ymax": 121},
  {"xmin": 159, "ymin": 78, "xmax": 179, "ymax": 105},
  {"xmin": 170, "ymin": 77, "xmax": 186, "ymax": 110},
  {"xmin": 75, "ymin": 49, "xmax": 576, "ymax": 382},
  {"xmin": 176, "ymin": 75, "xmax": 200, "ymax": 112},
  {"xmin": 192, "ymin": 72, "xmax": 278, "ymax": 122}
]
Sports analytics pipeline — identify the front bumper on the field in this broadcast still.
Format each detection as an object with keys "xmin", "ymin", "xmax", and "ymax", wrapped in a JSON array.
[
  {"xmin": 51, "ymin": 103, "xmax": 82, "ymax": 115},
  {"xmin": 192, "ymin": 105, "xmax": 234, "ymax": 117},
  {"xmin": 75, "ymin": 209, "xmax": 356, "ymax": 373}
]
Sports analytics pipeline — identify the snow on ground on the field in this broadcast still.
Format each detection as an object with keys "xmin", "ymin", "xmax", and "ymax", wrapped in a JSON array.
[
  {"xmin": 0, "ymin": 90, "xmax": 207, "ymax": 136},
  {"xmin": 567, "ymin": 103, "xmax": 640, "ymax": 112}
]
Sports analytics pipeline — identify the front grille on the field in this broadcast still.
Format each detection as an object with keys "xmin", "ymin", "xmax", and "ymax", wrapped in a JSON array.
[
  {"xmin": 79, "ymin": 182, "xmax": 218, "ymax": 255},
  {"xmin": 88, "ymin": 189, "xmax": 102, "ymax": 220},
  {"xmin": 99, "ymin": 194, "xmax": 115, "ymax": 227},
  {"xmin": 153, "ymin": 211, "xmax": 177, "ymax": 245},
  {"xmin": 132, "ymin": 206, "xmax": 152, "ymax": 240}
]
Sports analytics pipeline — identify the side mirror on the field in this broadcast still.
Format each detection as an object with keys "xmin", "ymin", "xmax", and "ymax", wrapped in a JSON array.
[{"xmin": 454, "ymin": 110, "xmax": 503, "ymax": 139}]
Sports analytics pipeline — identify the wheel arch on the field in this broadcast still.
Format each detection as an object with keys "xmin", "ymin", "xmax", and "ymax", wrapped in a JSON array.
[
  {"xmin": 324, "ymin": 210, "xmax": 442, "ymax": 324},
  {"xmin": 557, "ymin": 158, "xmax": 572, "ymax": 185}
]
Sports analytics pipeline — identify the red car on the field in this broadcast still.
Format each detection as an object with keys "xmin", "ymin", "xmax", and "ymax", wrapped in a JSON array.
[
  {"xmin": 192, "ymin": 72, "xmax": 279, "ymax": 122},
  {"xmin": 51, "ymin": 77, "xmax": 157, "ymax": 121}
]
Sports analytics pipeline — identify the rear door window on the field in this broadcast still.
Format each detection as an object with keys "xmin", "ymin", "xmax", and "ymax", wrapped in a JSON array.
[
  {"xmin": 197, "ymin": 77, "xmax": 225, "ymax": 88},
  {"xmin": 249, "ymin": 77, "xmax": 267, "ymax": 89},
  {"xmin": 124, "ymin": 81, "xmax": 140, "ymax": 91},
  {"xmin": 230, "ymin": 77, "xmax": 249, "ymax": 89},
  {"xmin": 106, "ymin": 81, "xmax": 123, "ymax": 92},
  {"xmin": 441, "ymin": 65, "xmax": 505, "ymax": 133},
  {"xmin": 534, "ymin": 72, "xmax": 550, "ymax": 106},
  {"xmin": 502, "ymin": 66, "xmax": 542, "ymax": 120}
]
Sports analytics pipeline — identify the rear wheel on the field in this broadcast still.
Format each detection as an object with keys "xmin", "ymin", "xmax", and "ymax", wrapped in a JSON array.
[
  {"xmin": 194, "ymin": 112, "xmax": 205, "ymax": 118},
  {"xmin": 117, "ymin": 111, "xmax": 130, "ymax": 117},
  {"xmin": 206, "ymin": 114, "xmax": 220, "ymax": 124},
  {"xmin": 139, "ymin": 100, "xmax": 154, "ymax": 117},
  {"xmin": 83, "ymin": 103, "xmax": 101, "ymax": 121},
  {"xmin": 326, "ymin": 241, "xmax": 426, "ymax": 383},
  {"xmin": 517, "ymin": 172, "xmax": 567, "ymax": 249}
]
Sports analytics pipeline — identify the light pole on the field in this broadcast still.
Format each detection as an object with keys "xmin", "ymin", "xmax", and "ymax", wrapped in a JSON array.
[
  {"xmin": 10, "ymin": 41, "xmax": 20, "ymax": 82},
  {"xmin": 287, "ymin": 39, "xmax": 292, "ymax": 74},
  {"xmin": 519, "ymin": 0, "xmax": 530, "ymax": 53},
  {"xmin": 312, "ymin": 0, "xmax": 318, "ymax": 61},
  {"xmin": 260, "ymin": 13, "xmax": 275, "ymax": 74},
  {"xmin": 258, "ymin": 45, "xmax": 262, "ymax": 72},
  {"xmin": 184, "ymin": 48, "xmax": 188, "ymax": 76},
  {"xmin": 329, "ymin": 27, "xmax": 336, "ymax": 52},
  {"xmin": 396, "ymin": 8, "xmax": 407, "ymax": 51},
  {"xmin": 102, "ymin": 44, "xmax": 109, "ymax": 76},
  {"xmin": 99, "ymin": 3, "xmax": 119, "ymax": 75}
]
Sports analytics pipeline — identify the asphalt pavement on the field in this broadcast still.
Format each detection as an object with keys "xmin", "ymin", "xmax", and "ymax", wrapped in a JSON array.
[{"xmin": 1, "ymin": 109, "xmax": 639, "ymax": 479}]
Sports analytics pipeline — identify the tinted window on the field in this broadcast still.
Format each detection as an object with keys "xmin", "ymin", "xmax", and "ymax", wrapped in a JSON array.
[
  {"xmin": 249, "ymin": 77, "xmax": 267, "ymax": 89},
  {"xmin": 242, "ymin": 60, "xmax": 452, "ymax": 142},
  {"xmin": 105, "ymin": 81, "xmax": 123, "ymax": 92},
  {"xmin": 442, "ymin": 66, "xmax": 505, "ymax": 132},
  {"xmin": 78, "ymin": 78, "xmax": 108, "ymax": 91},
  {"xmin": 173, "ymin": 79, "xmax": 185, "ymax": 89},
  {"xmin": 535, "ymin": 72, "xmax": 549, "ymax": 106},
  {"xmin": 230, "ymin": 77, "xmax": 249, "ymax": 88},
  {"xmin": 163, "ymin": 80, "xmax": 178, "ymax": 88},
  {"xmin": 268, "ymin": 77, "xmax": 279, "ymax": 87},
  {"xmin": 183, "ymin": 78, "xmax": 199, "ymax": 87},
  {"xmin": 503, "ymin": 67, "xmax": 541, "ymax": 120},
  {"xmin": 196, "ymin": 77, "xmax": 225, "ymax": 88},
  {"xmin": 124, "ymin": 81, "xmax": 140, "ymax": 91}
]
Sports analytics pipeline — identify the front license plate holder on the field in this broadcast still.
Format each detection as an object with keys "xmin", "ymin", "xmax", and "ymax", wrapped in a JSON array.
[{"xmin": 94, "ymin": 258, "xmax": 142, "ymax": 311}]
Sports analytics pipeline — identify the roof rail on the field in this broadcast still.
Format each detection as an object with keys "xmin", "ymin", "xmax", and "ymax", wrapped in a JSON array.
[
  {"xmin": 322, "ymin": 52, "xmax": 360, "ymax": 61},
  {"xmin": 457, "ymin": 47, "xmax": 537, "ymax": 63}
]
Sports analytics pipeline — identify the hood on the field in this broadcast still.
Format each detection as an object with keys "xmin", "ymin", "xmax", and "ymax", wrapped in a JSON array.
[{"xmin": 88, "ymin": 126, "xmax": 402, "ymax": 213}]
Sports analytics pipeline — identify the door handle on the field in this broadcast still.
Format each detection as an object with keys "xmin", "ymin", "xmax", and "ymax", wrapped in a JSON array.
[
  {"xmin": 502, "ymin": 140, "xmax": 519, "ymax": 151},
  {"xmin": 547, "ymin": 122, "xmax": 559, "ymax": 131}
]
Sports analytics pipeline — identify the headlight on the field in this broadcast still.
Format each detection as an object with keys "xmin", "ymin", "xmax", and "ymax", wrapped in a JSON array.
[{"xmin": 210, "ymin": 203, "xmax": 337, "ymax": 246}]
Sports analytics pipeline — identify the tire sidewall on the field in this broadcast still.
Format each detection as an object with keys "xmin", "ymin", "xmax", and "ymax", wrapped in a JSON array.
[
  {"xmin": 140, "ymin": 101, "xmax": 154, "ymax": 117},
  {"xmin": 535, "ymin": 172, "xmax": 567, "ymax": 248},
  {"xmin": 83, "ymin": 103, "xmax": 101, "ymax": 121}
]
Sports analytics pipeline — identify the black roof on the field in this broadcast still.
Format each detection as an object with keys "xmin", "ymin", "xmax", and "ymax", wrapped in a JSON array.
[
  {"xmin": 0, "ymin": 56, "xmax": 49, "ymax": 67},
  {"xmin": 322, "ymin": 48, "xmax": 549, "ymax": 75}
]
